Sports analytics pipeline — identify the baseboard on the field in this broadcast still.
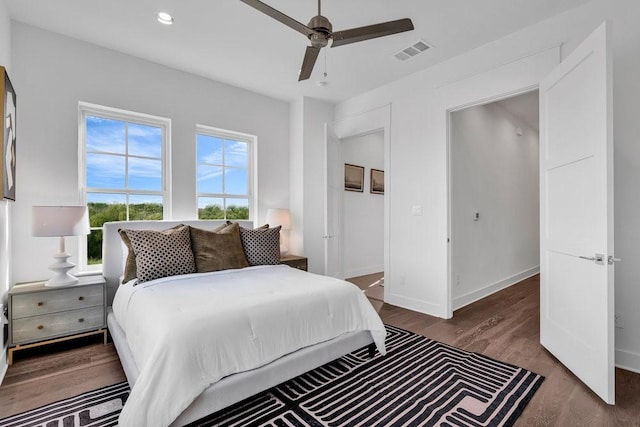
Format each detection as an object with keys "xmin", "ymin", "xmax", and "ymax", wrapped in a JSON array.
[
  {"xmin": 345, "ymin": 265, "xmax": 384, "ymax": 280},
  {"xmin": 386, "ymin": 293, "xmax": 450, "ymax": 319},
  {"xmin": 616, "ymin": 348, "xmax": 640, "ymax": 374},
  {"xmin": 453, "ymin": 266, "xmax": 540, "ymax": 311}
]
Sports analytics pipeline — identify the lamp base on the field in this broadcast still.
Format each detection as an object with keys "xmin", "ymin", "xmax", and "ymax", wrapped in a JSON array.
[
  {"xmin": 45, "ymin": 252, "xmax": 79, "ymax": 287},
  {"xmin": 280, "ymin": 244, "xmax": 289, "ymax": 257}
]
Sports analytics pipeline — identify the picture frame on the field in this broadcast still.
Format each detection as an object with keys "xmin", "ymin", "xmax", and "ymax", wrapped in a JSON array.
[
  {"xmin": 344, "ymin": 163, "xmax": 364, "ymax": 192},
  {"xmin": 1, "ymin": 66, "xmax": 16, "ymax": 201},
  {"xmin": 370, "ymin": 168, "xmax": 384, "ymax": 195}
]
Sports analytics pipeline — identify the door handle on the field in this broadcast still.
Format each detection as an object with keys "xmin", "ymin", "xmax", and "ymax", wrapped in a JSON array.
[{"xmin": 579, "ymin": 253, "xmax": 604, "ymax": 265}]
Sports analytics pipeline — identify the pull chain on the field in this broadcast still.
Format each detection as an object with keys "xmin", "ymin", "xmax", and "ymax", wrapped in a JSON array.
[{"xmin": 324, "ymin": 49, "xmax": 328, "ymax": 79}]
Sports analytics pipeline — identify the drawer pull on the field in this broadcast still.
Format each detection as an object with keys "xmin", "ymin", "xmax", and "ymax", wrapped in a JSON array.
[
  {"xmin": 37, "ymin": 302, "xmax": 44, "ymax": 307},
  {"xmin": 37, "ymin": 325, "xmax": 44, "ymax": 330},
  {"xmin": 78, "ymin": 296, "xmax": 85, "ymax": 301},
  {"xmin": 78, "ymin": 318, "xmax": 85, "ymax": 323}
]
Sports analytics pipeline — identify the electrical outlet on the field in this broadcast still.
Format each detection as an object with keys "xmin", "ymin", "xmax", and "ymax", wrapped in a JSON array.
[
  {"xmin": 615, "ymin": 312, "xmax": 624, "ymax": 329},
  {"xmin": 455, "ymin": 275, "xmax": 461, "ymax": 287}
]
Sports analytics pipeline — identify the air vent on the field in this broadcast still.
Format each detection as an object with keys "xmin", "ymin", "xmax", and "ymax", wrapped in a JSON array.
[{"xmin": 394, "ymin": 39, "xmax": 432, "ymax": 61}]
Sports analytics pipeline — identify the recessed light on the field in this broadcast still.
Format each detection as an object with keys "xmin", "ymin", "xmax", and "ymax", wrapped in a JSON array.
[{"xmin": 157, "ymin": 12, "xmax": 174, "ymax": 25}]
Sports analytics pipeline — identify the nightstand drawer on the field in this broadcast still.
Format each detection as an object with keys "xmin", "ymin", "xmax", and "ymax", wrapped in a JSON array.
[
  {"xmin": 11, "ymin": 306, "xmax": 105, "ymax": 345},
  {"xmin": 11, "ymin": 284, "xmax": 104, "ymax": 319}
]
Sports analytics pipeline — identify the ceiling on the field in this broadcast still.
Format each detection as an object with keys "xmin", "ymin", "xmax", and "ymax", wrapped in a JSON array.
[{"xmin": 5, "ymin": 0, "xmax": 590, "ymax": 104}]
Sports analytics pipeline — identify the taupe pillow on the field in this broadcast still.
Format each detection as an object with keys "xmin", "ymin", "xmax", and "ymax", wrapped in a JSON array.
[
  {"xmin": 189, "ymin": 223, "xmax": 249, "ymax": 273},
  {"xmin": 226, "ymin": 221, "xmax": 269, "ymax": 231},
  {"xmin": 122, "ymin": 225, "xmax": 196, "ymax": 284},
  {"xmin": 239, "ymin": 225, "xmax": 281, "ymax": 266},
  {"xmin": 118, "ymin": 224, "xmax": 188, "ymax": 283}
]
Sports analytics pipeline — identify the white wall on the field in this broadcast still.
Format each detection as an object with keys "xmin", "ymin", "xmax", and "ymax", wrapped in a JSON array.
[
  {"xmin": 288, "ymin": 98, "xmax": 304, "ymax": 257},
  {"xmin": 10, "ymin": 23, "xmax": 290, "ymax": 285},
  {"xmin": 0, "ymin": 0, "xmax": 11, "ymax": 383},
  {"xmin": 336, "ymin": 0, "xmax": 640, "ymax": 371},
  {"xmin": 451, "ymin": 101, "xmax": 539, "ymax": 309},
  {"xmin": 342, "ymin": 131, "xmax": 384, "ymax": 278}
]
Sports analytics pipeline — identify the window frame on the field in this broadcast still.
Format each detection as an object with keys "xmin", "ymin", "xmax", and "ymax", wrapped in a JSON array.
[
  {"xmin": 195, "ymin": 124, "xmax": 257, "ymax": 221},
  {"xmin": 78, "ymin": 102, "xmax": 172, "ymax": 271}
]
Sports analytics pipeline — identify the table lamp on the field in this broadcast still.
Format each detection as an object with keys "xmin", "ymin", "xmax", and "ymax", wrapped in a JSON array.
[
  {"xmin": 265, "ymin": 208, "xmax": 291, "ymax": 256},
  {"xmin": 32, "ymin": 206, "xmax": 90, "ymax": 287}
]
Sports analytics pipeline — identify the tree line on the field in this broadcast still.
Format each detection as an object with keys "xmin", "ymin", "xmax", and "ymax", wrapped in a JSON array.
[{"xmin": 87, "ymin": 202, "xmax": 249, "ymax": 264}]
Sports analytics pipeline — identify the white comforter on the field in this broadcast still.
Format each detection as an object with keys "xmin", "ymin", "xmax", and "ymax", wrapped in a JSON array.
[{"xmin": 112, "ymin": 265, "xmax": 386, "ymax": 427}]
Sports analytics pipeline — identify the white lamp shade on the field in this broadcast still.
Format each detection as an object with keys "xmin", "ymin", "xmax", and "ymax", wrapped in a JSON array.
[
  {"xmin": 32, "ymin": 206, "xmax": 90, "ymax": 237},
  {"xmin": 265, "ymin": 208, "xmax": 291, "ymax": 230}
]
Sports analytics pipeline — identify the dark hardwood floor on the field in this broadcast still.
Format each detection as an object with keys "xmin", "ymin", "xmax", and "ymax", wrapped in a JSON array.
[{"xmin": 2, "ymin": 274, "xmax": 640, "ymax": 425}]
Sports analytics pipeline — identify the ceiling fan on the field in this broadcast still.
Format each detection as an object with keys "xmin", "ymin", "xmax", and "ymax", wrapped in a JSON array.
[{"xmin": 240, "ymin": 0, "xmax": 415, "ymax": 81}]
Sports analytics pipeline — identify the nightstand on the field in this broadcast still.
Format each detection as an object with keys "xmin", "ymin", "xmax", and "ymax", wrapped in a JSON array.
[
  {"xmin": 280, "ymin": 255, "xmax": 308, "ymax": 271},
  {"xmin": 8, "ymin": 275, "xmax": 107, "ymax": 365}
]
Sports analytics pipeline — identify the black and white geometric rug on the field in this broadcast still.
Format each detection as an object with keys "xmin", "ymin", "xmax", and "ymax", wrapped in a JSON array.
[{"xmin": 0, "ymin": 325, "xmax": 544, "ymax": 427}]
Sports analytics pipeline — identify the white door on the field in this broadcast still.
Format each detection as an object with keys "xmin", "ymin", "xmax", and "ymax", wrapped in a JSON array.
[
  {"xmin": 540, "ymin": 21, "xmax": 615, "ymax": 404},
  {"xmin": 324, "ymin": 123, "xmax": 344, "ymax": 278}
]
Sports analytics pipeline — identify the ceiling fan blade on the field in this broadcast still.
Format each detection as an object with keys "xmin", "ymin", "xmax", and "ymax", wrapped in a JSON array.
[
  {"xmin": 240, "ymin": 0, "xmax": 316, "ymax": 37},
  {"xmin": 299, "ymin": 46, "xmax": 321, "ymax": 81},
  {"xmin": 331, "ymin": 18, "xmax": 414, "ymax": 48}
]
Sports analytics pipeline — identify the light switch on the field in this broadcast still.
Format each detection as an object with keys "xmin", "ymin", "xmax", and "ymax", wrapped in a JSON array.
[{"xmin": 474, "ymin": 212, "xmax": 480, "ymax": 221}]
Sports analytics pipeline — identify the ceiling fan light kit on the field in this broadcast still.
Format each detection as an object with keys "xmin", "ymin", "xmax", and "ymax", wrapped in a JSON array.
[{"xmin": 240, "ymin": 0, "xmax": 414, "ymax": 81}]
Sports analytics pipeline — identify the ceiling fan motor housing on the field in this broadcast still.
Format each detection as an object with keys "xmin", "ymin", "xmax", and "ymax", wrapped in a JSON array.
[
  {"xmin": 239, "ymin": 0, "xmax": 414, "ymax": 81},
  {"xmin": 308, "ymin": 15, "xmax": 332, "ymax": 48}
]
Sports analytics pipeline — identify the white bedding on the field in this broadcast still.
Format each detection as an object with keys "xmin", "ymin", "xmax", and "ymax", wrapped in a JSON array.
[{"xmin": 112, "ymin": 264, "xmax": 386, "ymax": 427}]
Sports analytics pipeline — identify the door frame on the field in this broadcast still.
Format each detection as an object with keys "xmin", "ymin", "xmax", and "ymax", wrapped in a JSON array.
[
  {"xmin": 440, "ymin": 46, "xmax": 561, "ymax": 317},
  {"xmin": 334, "ymin": 104, "xmax": 391, "ymax": 296}
]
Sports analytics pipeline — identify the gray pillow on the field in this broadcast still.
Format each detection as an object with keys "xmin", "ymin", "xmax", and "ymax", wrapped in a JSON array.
[
  {"xmin": 189, "ymin": 223, "xmax": 249, "ymax": 272},
  {"xmin": 239, "ymin": 225, "xmax": 281, "ymax": 266},
  {"xmin": 123, "ymin": 225, "xmax": 196, "ymax": 283}
]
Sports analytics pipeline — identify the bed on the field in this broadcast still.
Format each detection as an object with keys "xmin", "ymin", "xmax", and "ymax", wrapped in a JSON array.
[{"xmin": 103, "ymin": 220, "xmax": 386, "ymax": 427}]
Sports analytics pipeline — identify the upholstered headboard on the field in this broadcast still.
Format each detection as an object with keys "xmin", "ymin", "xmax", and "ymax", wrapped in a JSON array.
[{"xmin": 102, "ymin": 220, "xmax": 254, "ymax": 306}]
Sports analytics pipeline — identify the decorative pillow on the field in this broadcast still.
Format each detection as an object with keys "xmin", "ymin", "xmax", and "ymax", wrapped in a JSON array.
[
  {"xmin": 239, "ymin": 225, "xmax": 281, "ymax": 266},
  {"xmin": 122, "ymin": 225, "xmax": 196, "ymax": 283},
  {"xmin": 189, "ymin": 223, "xmax": 249, "ymax": 273},
  {"xmin": 118, "ymin": 224, "xmax": 187, "ymax": 283}
]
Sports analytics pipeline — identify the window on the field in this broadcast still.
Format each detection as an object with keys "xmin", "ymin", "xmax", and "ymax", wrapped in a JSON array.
[
  {"xmin": 79, "ymin": 102, "xmax": 171, "ymax": 269},
  {"xmin": 196, "ymin": 126, "xmax": 254, "ymax": 220}
]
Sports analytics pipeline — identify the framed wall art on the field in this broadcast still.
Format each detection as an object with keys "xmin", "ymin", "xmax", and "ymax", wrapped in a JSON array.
[
  {"xmin": 1, "ymin": 66, "xmax": 16, "ymax": 201},
  {"xmin": 370, "ymin": 168, "xmax": 384, "ymax": 195},
  {"xmin": 344, "ymin": 163, "xmax": 364, "ymax": 192}
]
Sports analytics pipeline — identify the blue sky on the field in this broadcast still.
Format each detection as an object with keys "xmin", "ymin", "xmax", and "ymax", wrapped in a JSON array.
[
  {"xmin": 196, "ymin": 134, "xmax": 248, "ymax": 195},
  {"xmin": 86, "ymin": 117, "xmax": 249, "ymax": 205},
  {"xmin": 86, "ymin": 116, "xmax": 162, "ymax": 196}
]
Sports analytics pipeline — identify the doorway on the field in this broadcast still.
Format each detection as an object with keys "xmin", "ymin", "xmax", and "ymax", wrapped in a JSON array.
[
  {"xmin": 342, "ymin": 131, "xmax": 385, "ymax": 278},
  {"xmin": 328, "ymin": 104, "xmax": 392, "ymax": 303},
  {"xmin": 342, "ymin": 131, "xmax": 385, "ymax": 305},
  {"xmin": 449, "ymin": 91, "xmax": 540, "ymax": 311}
]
